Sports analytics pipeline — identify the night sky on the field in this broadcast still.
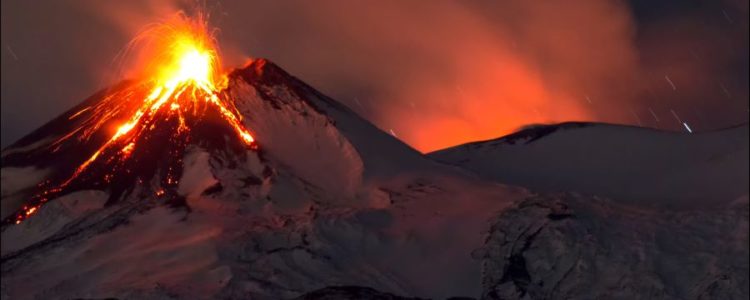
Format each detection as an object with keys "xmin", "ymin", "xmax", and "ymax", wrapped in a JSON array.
[{"xmin": 2, "ymin": 0, "xmax": 748, "ymax": 152}]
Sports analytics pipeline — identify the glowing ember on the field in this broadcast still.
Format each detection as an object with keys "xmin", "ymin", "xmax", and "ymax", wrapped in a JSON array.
[{"xmin": 9, "ymin": 13, "xmax": 257, "ymax": 225}]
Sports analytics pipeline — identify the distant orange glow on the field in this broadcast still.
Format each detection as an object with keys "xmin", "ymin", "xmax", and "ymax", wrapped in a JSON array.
[{"xmin": 387, "ymin": 55, "xmax": 591, "ymax": 152}]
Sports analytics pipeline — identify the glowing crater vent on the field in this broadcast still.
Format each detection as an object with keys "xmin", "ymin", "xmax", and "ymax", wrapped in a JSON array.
[{"xmin": 8, "ymin": 14, "xmax": 257, "ymax": 225}]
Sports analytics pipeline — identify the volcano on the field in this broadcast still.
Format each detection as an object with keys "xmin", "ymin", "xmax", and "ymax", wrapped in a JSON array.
[
  {"xmin": 1, "ymin": 58, "xmax": 748, "ymax": 299},
  {"xmin": 3, "ymin": 57, "xmax": 748, "ymax": 300}
]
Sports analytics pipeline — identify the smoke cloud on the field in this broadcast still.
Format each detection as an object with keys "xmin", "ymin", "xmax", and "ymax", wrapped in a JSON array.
[{"xmin": 2, "ymin": 0, "xmax": 747, "ymax": 152}]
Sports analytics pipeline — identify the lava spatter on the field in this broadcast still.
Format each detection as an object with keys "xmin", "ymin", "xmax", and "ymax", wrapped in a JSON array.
[{"xmin": 5, "ymin": 14, "xmax": 257, "ymax": 225}]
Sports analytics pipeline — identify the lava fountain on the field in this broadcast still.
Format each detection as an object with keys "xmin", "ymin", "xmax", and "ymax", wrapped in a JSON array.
[{"xmin": 7, "ymin": 13, "xmax": 257, "ymax": 225}]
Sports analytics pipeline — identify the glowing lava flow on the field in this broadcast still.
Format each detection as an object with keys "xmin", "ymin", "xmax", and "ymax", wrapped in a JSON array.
[{"xmin": 9, "ymin": 14, "xmax": 256, "ymax": 225}]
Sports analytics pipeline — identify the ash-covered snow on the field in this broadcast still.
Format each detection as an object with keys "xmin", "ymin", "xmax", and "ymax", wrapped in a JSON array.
[
  {"xmin": 479, "ymin": 193, "xmax": 749, "ymax": 299},
  {"xmin": 1, "ymin": 60, "xmax": 747, "ymax": 300}
]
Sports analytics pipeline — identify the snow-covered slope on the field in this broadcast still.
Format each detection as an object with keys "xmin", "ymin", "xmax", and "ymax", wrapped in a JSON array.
[
  {"xmin": 429, "ymin": 122, "xmax": 749, "ymax": 209},
  {"xmin": 1, "ymin": 60, "xmax": 747, "ymax": 300},
  {"xmin": 0, "ymin": 59, "xmax": 523, "ymax": 299}
]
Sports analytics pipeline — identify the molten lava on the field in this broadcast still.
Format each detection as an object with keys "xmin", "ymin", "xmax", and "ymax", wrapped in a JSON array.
[{"xmin": 8, "ymin": 14, "xmax": 256, "ymax": 225}]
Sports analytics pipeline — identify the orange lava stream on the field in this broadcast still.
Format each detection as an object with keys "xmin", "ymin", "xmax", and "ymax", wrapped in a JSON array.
[{"xmin": 12, "ymin": 14, "xmax": 256, "ymax": 225}]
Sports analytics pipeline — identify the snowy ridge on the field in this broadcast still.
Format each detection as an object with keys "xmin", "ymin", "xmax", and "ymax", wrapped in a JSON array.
[
  {"xmin": 231, "ymin": 59, "xmax": 436, "ymax": 178},
  {"xmin": 430, "ymin": 122, "xmax": 749, "ymax": 208}
]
